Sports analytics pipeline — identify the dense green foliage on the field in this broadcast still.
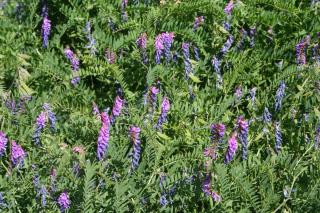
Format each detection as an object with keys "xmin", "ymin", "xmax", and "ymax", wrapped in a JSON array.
[{"xmin": 1, "ymin": 0, "xmax": 320, "ymax": 212}]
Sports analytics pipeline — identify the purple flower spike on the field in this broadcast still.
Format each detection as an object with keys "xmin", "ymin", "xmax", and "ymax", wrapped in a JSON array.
[
  {"xmin": 236, "ymin": 28, "xmax": 248, "ymax": 50},
  {"xmin": 211, "ymin": 191, "xmax": 222, "ymax": 202},
  {"xmin": 162, "ymin": 32, "xmax": 174, "ymax": 63},
  {"xmin": 224, "ymin": 0, "xmax": 234, "ymax": 16},
  {"xmin": 0, "ymin": 131, "xmax": 8, "ymax": 157},
  {"xmin": 202, "ymin": 174, "xmax": 211, "ymax": 196},
  {"xmin": 57, "ymin": 192, "xmax": 70, "ymax": 212},
  {"xmin": 224, "ymin": 133, "xmax": 238, "ymax": 164},
  {"xmin": 274, "ymin": 81, "xmax": 286, "ymax": 111},
  {"xmin": 295, "ymin": 36, "xmax": 310, "ymax": 66},
  {"xmin": 221, "ymin": 35, "xmax": 234, "ymax": 55},
  {"xmin": 84, "ymin": 21, "xmax": 97, "ymax": 56},
  {"xmin": 249, "ymin": 27, "xmax": 257, "ymax": 48},
  {"xmin": 182, "ymin": 42, "xmax": 192, "ymax": 78},
  {"xmin": 275, "ymin": 122, "xmax": 282, "ymax": 153},
  {"xmin": 136, "ymin": 33, "xmax": 148, "ymax": 64},
  {"xmin": 43, "ymin": 103, "xmax": 56, "ymax": 132},
  {"xmin": 130, "ymin": 126, "xmax": 141, "ymax": 170},
  {"xmin": 41, "ymin": 16, "xmax": 51, "ymax": 48},
  {"xmin": 111, "ymin": 96, "xmax": 123, "ymax": 124},
  {"xmin": 105, "ymin": 48, "xmax": 117, "ymax": 64},
  {"xmin": 33, "ymin": 111, "xmax": 47, "ymax": 146},
  {"xmin": 237, "ymin": 116, "xmax": 249, "ymax": 160},
  {"xmin": 92, "ymin": 101, "xmax": 101, "ymax": 120},
  {"xmin": 155, "ymin": 34, "xmax": 164, "ymax": 64},
  {"xmin": 64, "ymin": 47, "xmax": 80, "ymax": 85},
  {"xmin": 314, "ymin": 124, "xmax": 320, "ymax": 149},
  {"xmin": 155, "ymin": 97, "xmax": 170, "ymax": 129},
  {"xmin": 97, "ymin": 112, "xmax": 111, "ymax": 161},
  {"xmin": 193, "ymin": 16, "xmax": 204, "ymax": 31},
  {"xmin": 211, "ymin": 56, "xmax": 223, "ymax": 88},
  {"xmin": 11, "ymin": 141, "xmax": 26, "ymax": 167},
  {"xmin": 147, "ymin": 86, "xmax": 159, "ymax": 112},
  {"xmin": 210, "ymin": 123, "xmax": 226, "ymax": 143},
  {"xmin": 203, "ymin": 146, "xmax": 217, "ymax": 160}
]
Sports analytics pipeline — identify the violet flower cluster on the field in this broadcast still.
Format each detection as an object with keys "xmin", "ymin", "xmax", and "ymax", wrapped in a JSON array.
[
  {"xmin": 121, "ymin": 0, "xmax": 128, "ymax": 22},
  {"xmin": 84, "ymin": 21, "xmax": 97, "ymax": 56},
  {"xmin": 33, "ymin": 111, "xmax": 47, "ymax": 146},
  {"xmin": 111, "ymin": 95, "xmax": 124, "ymax": 124},
  {"xmin": 237, "ymin": 116, "xmax": 249, "ymax": 160},
  {"xmin": 212, "ymin": 35, "xmax": 234, "ymax": 88},
  {"xmin": 274, "ymin": 81, "xmax": 286, "ymax": 111},
  {"xmin": 154, "ymin": 32, "xmax": 174, "ymax": 64},
  {"xmin": 274, "ymin": 122, "xmax": 282, "ymax": 153},
  {"xmin": 97, "ymin": 112, "xmax": 111, "ymax": 161},
  {"xmin": 249, "ymin": 27, "xmax": 257, "ymax": 48},
  {"xmin": 64, "ymin": 47, "xmax": 80, "ymax": 85},
  {"xmin": 105, "ymin": 48, "xmax": 117, "ymax": 64},
  {"xmin": 136, "ymin": 32, "xmax": 148, "ymax": 64},
  {"xmin": 236, "ymin": 28, "xmax": 248, "ymax": 50},
  {"xmin": 0, "ymin": 131, "xmax": 8, "ymax": 157},
  {"xmin": 145, "ymin": 86, "xmax": 159, "ymax": 115},
  {"xmin": 11, "ymin": 141, "xmax": 26, "ymax": 167},
  {"xmin": 224, "ymin": 0, "xmax": 234, "ymax": 16},
  {"xmin": 202, "ymin": 174, "xmax": 221, "ymax": 202},
  {"xmin": 41, "ymin": 5, "xmax": 51, "ymax": 48},
  {"xmin": 211, "ymin": 123, "xmax": 225, "ymax": 144},
  {"xmin": 92, "ymin": 101, "xmax": 101, "ymax": 120},
  {"xmin": 182, "ymin": 42, "xmax": 192, "ymax": 78},
  {"xmin": 57, "ymin": 192, "xmax": 70, "ymax": 212},
  {"xmin": 130, "ymin": 126, "xmax": 141, "ymax": 170},
  {"xmin": 193, "ymin": 46, "xmax": 200, "ymax": 61},
  {"xmin": 295, "ymin": 35, "xmax": 310, "ymax": 66},
  {"xmin": 43, "ymin": 103, "xmax": 56, "ymax": 132},
  {"xmin": 224, "ymin": 133, "xmax": 238, "ymax": 164},
  {"xmin": 155, "ymin": 97, "xmax": 170, "ymax": 129},
  {"xmin": 193, "ymin": 16, "xmax": 204, "ymax": 32}
]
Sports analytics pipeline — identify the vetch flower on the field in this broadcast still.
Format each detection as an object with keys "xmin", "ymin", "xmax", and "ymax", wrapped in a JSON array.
[
  {"xmin": 84, "ymin": 21, "xmax": 97, "ymax": 56},
  {"xmin": 237, "ymin": 116, "xmax": 249, "ymax": 160},
  {"xmin": 40, "ymin": 185, "xmax": 47, "ymax": 207},
  {"xmin": 41, "ymin": 16, "xmax": 51, "ymax": 48},
  {"xmin": 275, "ymin": 122, "xmax": 282, "ymax": 153},
  {"xmin": 221, "ymin": 35, "xmax": 234, "ymax": 56},
  {"xmin": 130, "ymin": 126, "xmax": 141, "ymax": 170},
  {"xmin": 193, "ymin": 46, "xmax": 200, "ymax": 61},
  {"xmin": 236, "ymin": 28, "xmax": 248, "ymax": 50},
  {"xmin": 224, "ymin": 0, "xmax": 234, "ymax": 16},
  {"xmin": 159, "ymin": 193, "xmax": 168, "ymax": 207},
  {"xmin": 136, "ymin": 32, "xmax": 148, "ymax": 64},
  {"xmin": 162, "ymin": 32, "xmax": 174, "ymax": 63},
  {"xmin": 274, "ymin": 81, "xmax": 286, "ymax": 111},
  {"xmin": 249, "ymin": 87, "xmax": 257, "ymax": 106},
  {"xmin": 202, "ymin": 174, "xmax": 211, "ymax": 196},
  {"xmin": 105, "ymin": 48, "xmax": 117, "ymax": 64},
  {"xmin": 155, "ymin": 34, "xmax": 164, "ymax": 64},
  {"xmin": 182, "ymin": 42, "xmax": 192, "ymax": 78},
  {"xmin": 249, "ymin": 27, "xmax": 257, "ymax": 48},
  {"xmin": 11, "ymin": 141, "xmax": 26, "ymax": 167},
  {"xmin": 263, "ymin": 107, "xmax": 272, "ymax": 123},
  {"xmin": 111, "ymin": 96, "xmax": 123, "ymax": 124},
  {"xmin": 43, "ymin": 103, "xmax": 56, "ymax": 132},
  {"xmin": 33, "ymin": 111, "xmax": 47, "ymax": 146},
  {"xmin": 224, "ymin": 132, "xmax": 238, "ymax": 164},
  {"xmin": 64, "ymin": 47, "xmax": 80, "ymax": 85},
  {"xmin": 92, "ymin": 101, "xmax": 101, "ymax": 120},
  {"xmin": 57, "ymin": 192, "xmax": 70, "ymax": 212},
  {"xmin": 211, "ymin": 123, "xmax": 225, "ymax": 143},
  {"xmin": 97, "ymin": 112, "xmax": 111, "ymax": 161},
  {"xmin": 155, "ymin": 97, "xmax": 170, "ymax": 129},
  {"xmin": 193, "ymin": 16, "xmax": 204, "ymax": 31},
  {"xmin": 211, "ymin": 191, "xmax": 222, "ymax": 202},
  {"xmin": 211, "ymin": 56, "xmax": 223, "ymax": 88},
  {"xmin": 146, "ymin": 86, "xmax": 159, "ymax": 114},
  {"xmin": 295, "ymin": 35, "xmax": 310, "ymax": 66},
  {"xmin": 0, "ymin": 131, "xmax": 8, "ymax": 157},
  {"xmin": 0, "ymin": 192, "xmax": 7, "ymax": 208}
]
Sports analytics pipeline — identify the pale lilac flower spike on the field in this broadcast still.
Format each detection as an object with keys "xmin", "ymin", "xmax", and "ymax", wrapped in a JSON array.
[
  {"xmin": 224, "ymin": 132, "xmax": 238, "ymax": 164},
  {"xmin": 155, "ymin": 97, "xmax": 170, "ymax": 129},
  {"xmin": 11, "ymin": 141, "xmax": 26, "ymax": 167},
  {"xmin": 0, "ymin": 131, "xmax": 8, "ymax": 157}
]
